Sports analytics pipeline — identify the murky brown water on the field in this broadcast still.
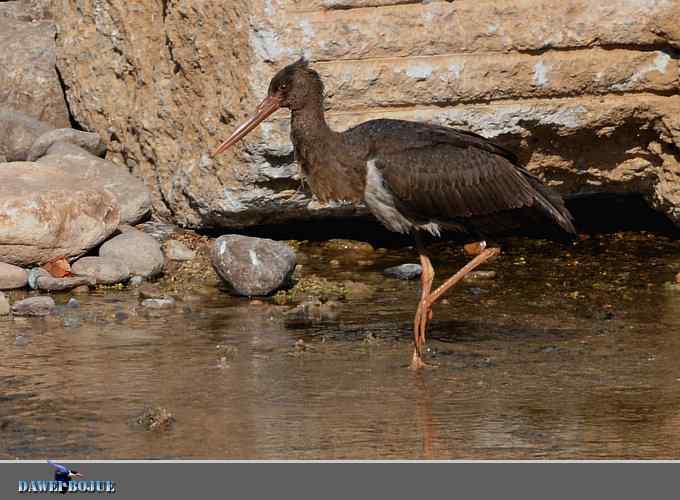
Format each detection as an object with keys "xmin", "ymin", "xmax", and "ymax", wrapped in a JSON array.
[{"xmin": 1, "ymin": 232, "xmax": 680, "ymax": 459}]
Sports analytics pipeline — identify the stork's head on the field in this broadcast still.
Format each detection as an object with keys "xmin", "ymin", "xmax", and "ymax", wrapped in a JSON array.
[{"xmin": 212, "ymin": 57, "xmax": 323, "ymax": 157}]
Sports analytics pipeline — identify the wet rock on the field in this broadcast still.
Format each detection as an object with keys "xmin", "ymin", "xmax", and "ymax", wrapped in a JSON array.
[
  {"xmin": 384, "ymin": 263, "xmax": 422, "ymax": 280},
  {"xmin": 0, "ymin": 262, "xmax": 28, "ymax": 289},
  {"xmin": 0, "ymin": 162, "xmax": 120, "ymax": 266},
  {"xmin": 0, "ymin": 8, "xmax": 69, "ymax": 130},
  {"xmin": 0, "ymin": 292, "xmax": 9, "ymax": 316},
  {"xmin": 27, "ymin": 267, "xmax": 50, "ymax": 290},
  {"xmin": 285, "ymin": 299, "xmax": 341, "ymax": 327},
  {"xmin": 36, "ymin": 275, "xmax": 93, "ymax": 292},
  {"xmin": 27, "ymin": 128, "xmax": 105, "ymax": 161},
  {"xmin": 340, "ymin": 280, "xmax": 375, "ymax": 299},
  {"xmin": 11, "ymin": 296, "xmax": 55, "ymax": 316},
  {"xmin": 211, "ymin": 235, "xmax": 296, "ymax": 296},
  {"xmin": 323, "ymin": 239, "xmax": 374, "ymax": 254},
  {"xmin": 99, "ymin": 229, "xmax": 164, "ymax": 278},
  {"xmin": 133, "ymin": 406, "xmax": 175, "ymax": 432},
  {"xmin": 37, "ymin": 141, "xmax": 151, "ymax": 224},
  {"xmin": 162, "ymin": 240, "xmax": 195, "ymax": 261},
  {"xmin": 141, "ymin": 297, "xmax": 176, "ymax": 309},
  {"xmin": 138, "ymin": 284, "xmax": 165, "ymax": 300},
  {"xmin": 463, "ymin": 270, "xmax": 497, "ymax": 282},
  {"xmin": 72, "ymin": 256, "xmax": 130, "ymax": 285}
]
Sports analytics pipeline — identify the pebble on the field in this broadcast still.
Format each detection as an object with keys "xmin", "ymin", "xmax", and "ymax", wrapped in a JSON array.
[
  {"xmin": 11, "ymin": 296, "xmax": 56, "ymax": 316},
  {"xmin": 0, "ymin": 292, "xmax": 9, "ymax": 316},
  {"xmin": 0, "ymin": 262, "xmax": 28, "ymax": 290},
  {"xmin": 27, "ymin": 268, "xmax": 50, "ymax": 289},
  {"xmin": 162, "ymin": 240, "xmax": 196, "ymax": 261},
  {"xmin": 141, "ymin": 298, "xmax": 176, "ymax": 308},
  {"xmin": 129, "ymin": 276, "xmax": 144, "ymax": 287},
  {"xmin": 36, "ymin": 275, "xmax": 93, "ymax": 292},
  {"xmin": 384, "ymin": 263, "xmax": 422, "ymax": 280},
  {"xmin": 66, "ymin": 298, "xmax": 80, "ymax": 308},
  {"xmin": 99, "ymin": 228, "xmax": 165, "ymax": 278},
  {"xmin": 463, "ymin": 270, "xmax": 497, "ymax": 282},
  {"xmin": 72, "ymin": 256, "xmax": 130, "ymax": 284}
]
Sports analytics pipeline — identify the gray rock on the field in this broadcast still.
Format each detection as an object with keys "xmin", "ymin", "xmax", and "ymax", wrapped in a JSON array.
[
  {"xmin": 0, "ymin": 262, "xmax": 28, "ymax": 289},
  {"xmin": 129, "ymin": 276, "xmax": 144, "ymax": 287},
  {"xmin": 211, "ymin": 235, "xmax": 297, "ymax": 296},
  {"xmin": 11, "ymin": 296, "xmax": 55, "ymax": 316},
  {"xmin": 66, "ymin": 297, "xmax": 80, "ymax": 308},
  {"xmin": 72, "ymin": 256, "xmax": 130, "ymax": 284},
  {"xmin": 37, "ymin": 141, "xmax": 151, "ymax": 224},
  {"xmin": 27, "ymin": 267, "xmax": 50, "ymax": 290},
  {"xmin": 0, "ymin": 108, "xmax": 52, "ymax": 162},
  {"xmin": 162, "ymin": 240, "xmax": 195, "ymax": 261},
  {"xmin": 0, "ymin": 162, "xmax": 120, "ymax": 266},
  {"xmin": 0, "ymin": 291, "xmax": 9, "ymax": 315},
  {"xmin": 36, "ymin": 275, "xmax": 92, "ymax": 292},
  {"xmin": 384, "ymin": 263, "xmax": 422, "ymax": 280},
  {"xmin": 99, "ymin": 229, "xmax": 164, "ymax": 278},
  {"xmin": 463, "ymin": 270, "xmax": 497, "ymax": 282},
  {"xmin": 0, "ymin": 10, "xmax": 69, "ymax": 129},
  {"xmin": 141, "ymin": 298, "xmax": 176, "ymax": 308},
  {"xmin": 28, "ymin": 128, "xmax": 106, "ymax": 161}
]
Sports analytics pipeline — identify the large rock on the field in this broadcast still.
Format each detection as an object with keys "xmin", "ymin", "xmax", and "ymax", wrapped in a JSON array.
[
  {"xmin": 0, "ymin": 162, "xmax": 120, "ymax": 266},
  {"xmin": 211, "ymin": 235, "xmax": 297, "ymax": 296},
  {"xmin": 37, "ymin": 141, "xmax": 151, "ymax": 224},
  {"xmin": 0, "ymin": 2, "xmax": 69, "ymax": 129},
  {"xmin": 11, "ymin": 296, "xmax": 55, "ymax": 316},
  {"xmin": 72, "ymin": 256, "xmax": 130, "ymax": 285},
  {"xmin": 99, "ymin": 229, "xmax": 164, "ymax": 278},
  {"xmin": 52, "ymin": 0, "xmax": 680, "ymax": 227},
  {"xmin": 0, "ymin": 109, "xmax": 52, "ymax": 162},
  {"xmin": 0, "ymin": 262, "xmax": 28, "ymax": 289}
]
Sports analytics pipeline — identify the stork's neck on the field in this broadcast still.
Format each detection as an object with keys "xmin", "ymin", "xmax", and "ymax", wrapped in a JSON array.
[{"xmin": 290, "ymin": 100, "xmax": 335, "ymax": 144}]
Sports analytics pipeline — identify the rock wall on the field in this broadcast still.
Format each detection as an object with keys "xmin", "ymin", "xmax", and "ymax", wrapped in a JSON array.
[
  {"xmin": 0, "ymin": 1, "xmax": 70, "ymax": 128},
  {"xmin": 51, "ymin": 0, "xmax": 680, "ymax": 228}
]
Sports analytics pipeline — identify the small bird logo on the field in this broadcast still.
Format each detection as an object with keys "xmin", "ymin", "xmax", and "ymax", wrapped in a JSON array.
[{"xmin": 47, "ymin": 460, "xmax": 82, "ymax": 494}]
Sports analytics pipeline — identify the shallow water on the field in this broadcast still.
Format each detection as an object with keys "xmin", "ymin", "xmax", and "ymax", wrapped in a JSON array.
[{"xmin": 1, "ymin": 232, "xmax": 680, "ymax": 459}]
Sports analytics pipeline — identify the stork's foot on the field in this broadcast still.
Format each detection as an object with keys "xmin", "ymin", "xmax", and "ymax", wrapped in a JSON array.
[{"xmin": 409, "ymin": 348, "xmax": 427, "ymax": 370}]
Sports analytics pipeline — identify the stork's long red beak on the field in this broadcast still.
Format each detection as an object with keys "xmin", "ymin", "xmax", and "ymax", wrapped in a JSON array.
[{"xmin": 212, "ymin": 94, "xmax": 282, "ymax": 157}]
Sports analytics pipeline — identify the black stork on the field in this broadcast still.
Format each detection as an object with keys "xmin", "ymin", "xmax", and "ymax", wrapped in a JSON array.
[{"xmin": 212, "ymin": 58, "xmax": 576, "ymax": 369}]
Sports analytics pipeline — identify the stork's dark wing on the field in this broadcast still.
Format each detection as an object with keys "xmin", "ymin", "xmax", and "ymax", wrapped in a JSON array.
[{"xmin": 363, "ymin": 125, "xmax": 575, "ymax": 237}]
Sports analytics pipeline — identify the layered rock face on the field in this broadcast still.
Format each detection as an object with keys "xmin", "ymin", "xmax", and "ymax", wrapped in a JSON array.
[{"xmin": 52, "ymin": 0, "xmax": 680, "ymax": 228}]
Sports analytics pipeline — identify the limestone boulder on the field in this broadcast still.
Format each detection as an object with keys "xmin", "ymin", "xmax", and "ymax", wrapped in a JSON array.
[
  {"xmin": 0, "ymin": 162, "xmax": 120, "ymax": 266},
  {"xmin": 52, "ymin": 0, "xmax": 680, "ymax": 227},
  {"xmin": 0, "ymin": 2, "xmax": 69, "ymax": 129},
  {"xmin": 37, "ymin": 141, "xmax": 151, "ymax": 224},
  {"xmin": 211, "ymin": 235, "xmax": 297, "ymax": 296}
]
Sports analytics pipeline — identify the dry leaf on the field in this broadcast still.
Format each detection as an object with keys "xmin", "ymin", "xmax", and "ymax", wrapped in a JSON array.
[{"xmin": 42, "ymin": 256, "xmax": 73, "ymax": 278}]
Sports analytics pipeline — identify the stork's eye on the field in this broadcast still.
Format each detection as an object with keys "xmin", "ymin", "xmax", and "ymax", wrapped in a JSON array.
[{"xmin": 280, "ymin": 83, "xmax": 288, "ymax": 91}]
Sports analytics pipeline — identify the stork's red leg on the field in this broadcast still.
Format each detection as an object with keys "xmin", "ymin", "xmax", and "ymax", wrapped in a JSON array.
[
  {"xmin": 412, "ymin": 234, "xmax": 434, "ymax": 370},
  {"xmin": 410, "ymin": 240, "xmax": 500, "ymax": 370}
]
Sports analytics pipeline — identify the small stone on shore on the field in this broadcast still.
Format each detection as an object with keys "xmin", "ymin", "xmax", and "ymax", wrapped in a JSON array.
[
  {"xmin": 384, "ymin": 263, "xmax": 422, "ymax": 280},
  {"xmin": 11, "ymin": 296, "xmax": 55, "ymax": 316},
  {"xmin": 0, "ymin": 262, "xmax": 28, "ymax": 290}
]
